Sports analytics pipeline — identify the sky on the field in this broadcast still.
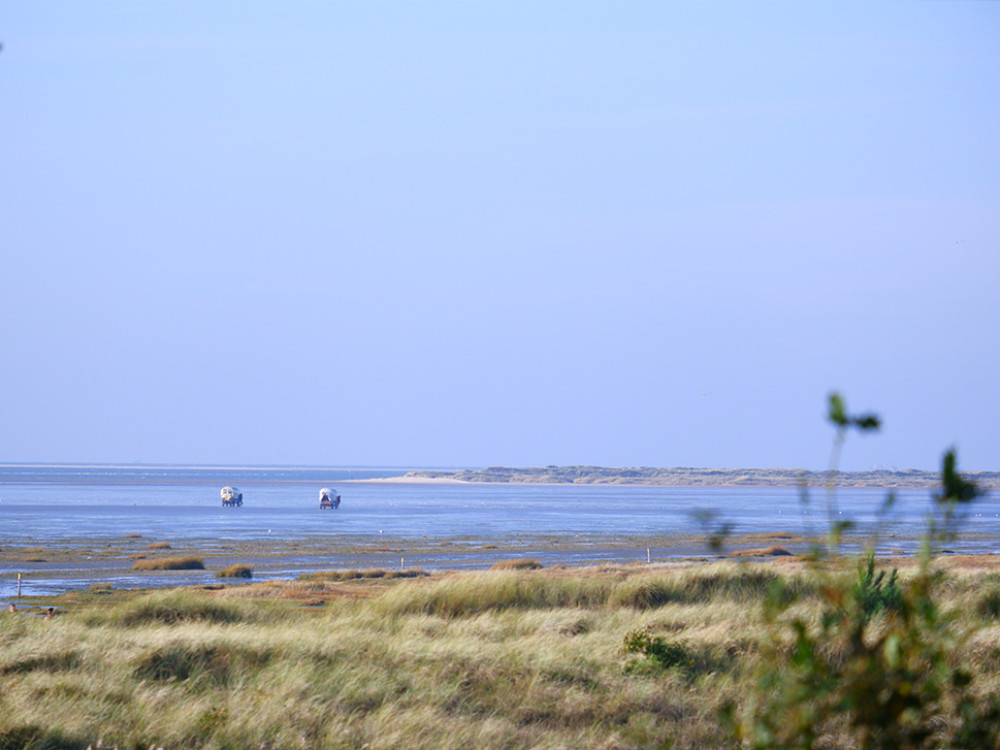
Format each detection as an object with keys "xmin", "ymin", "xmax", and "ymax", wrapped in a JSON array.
[{"xmin": 1, "ymin": 2, "xmax": 998, "ymax": 472}]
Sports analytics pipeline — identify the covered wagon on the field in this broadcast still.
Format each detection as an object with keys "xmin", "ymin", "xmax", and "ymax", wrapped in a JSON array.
[
  {"xmin": 319, "ymin": 487, "xmax": 341, "ymax": 510},
  {"xmin": 221, "ymin": 486, "xmax": 243, "ymax": 507}
]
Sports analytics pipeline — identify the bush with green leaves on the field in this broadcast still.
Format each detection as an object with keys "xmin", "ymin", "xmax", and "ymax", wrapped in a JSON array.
[
  {"xmin": 621, "ymin": 624, "xmax": 690, "ymax": 673},
  {"xmin": 722, "ymin": 394, "xmax": 1000, "ymax": 749},
  {"xmin": 854, "ymin": 551, "xmax": 902, "ymax": 617},
  {"xmin": 726, "ymin": 546, "xmax": 1000, "ymax": 748}
]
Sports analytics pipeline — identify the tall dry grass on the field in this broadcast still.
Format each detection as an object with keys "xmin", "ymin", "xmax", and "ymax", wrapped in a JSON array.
[
  {"xmin": 1, "ymin": 562, "xmax": 998, "ymax": 749},
  {"xmin": 132, "ymin": 556, "xmax": 205, "ymax": 571}
]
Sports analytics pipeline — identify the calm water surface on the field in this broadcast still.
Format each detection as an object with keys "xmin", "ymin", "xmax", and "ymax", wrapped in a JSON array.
[{"xmin": 2, "ymin": 467, "xmax": 998, "ymax": 598}]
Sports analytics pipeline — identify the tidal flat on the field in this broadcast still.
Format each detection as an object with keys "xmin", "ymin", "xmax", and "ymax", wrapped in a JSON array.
[
  {"xmin": 0, "ymin": 534, "xmax": 708, "ymax": 598},
  {"xmin": 5, "ymin": 468, "xmax": 999, "ymax": 607},
  {"xmin": 0, "ymin": 528, "xmax": 925, "ymax": 599},
  {"xmin": 10, "ymin": 523, "xmax": 1000, "ymax": 602}
]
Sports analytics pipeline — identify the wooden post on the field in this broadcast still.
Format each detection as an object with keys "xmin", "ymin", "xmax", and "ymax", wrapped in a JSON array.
[
  {"xmin": 647, "ymin": 548, "xmax": 651, "ymax": 564},
  {"xmin": 17, "ymin": 572, "xmax": 22, "ymax": 597}
]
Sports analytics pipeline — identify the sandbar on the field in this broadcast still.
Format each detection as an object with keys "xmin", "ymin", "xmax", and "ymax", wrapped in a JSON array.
[{"xmin": 342, "ymin": 475, "xmax": 469, "ymax": 485}]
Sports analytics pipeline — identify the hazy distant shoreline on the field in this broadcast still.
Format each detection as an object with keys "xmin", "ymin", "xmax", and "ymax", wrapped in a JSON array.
[
  {"xmin": 2, "ymin": 463, "xmax": 998, "ymax": 490},
  {"xmin": 398, "ymin": 466, "xmax": 1000, "ymax": 490}
]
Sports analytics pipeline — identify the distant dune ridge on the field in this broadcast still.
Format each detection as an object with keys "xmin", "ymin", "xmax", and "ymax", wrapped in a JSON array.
[{"xmin": 405, "ymin": 465, "xmax": 1000, "ymax": 489}]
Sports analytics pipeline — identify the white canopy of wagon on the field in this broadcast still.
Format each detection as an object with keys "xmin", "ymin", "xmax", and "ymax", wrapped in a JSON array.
[{"xmin": 319, "ymin": 488, "xmax": 341, "ymax": 508}]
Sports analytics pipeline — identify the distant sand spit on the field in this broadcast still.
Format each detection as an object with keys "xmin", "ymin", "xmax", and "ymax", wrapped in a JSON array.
[
  {"xmin": 392, "ymin": 467, "xmax": 1000, "ymax": 490},
  {"xmin": 342, "ymin": 475, "xmax": 469, "ymax": 485}
]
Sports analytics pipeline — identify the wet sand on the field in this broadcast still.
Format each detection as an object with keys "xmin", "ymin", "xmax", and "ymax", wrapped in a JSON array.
[
  {"xmin": 0, "ymin": 528, "xmax": 935, "ymax": 596},
  {"xmin": 0, "ymin": 530, "xmax": 806, "ymax": 596},
  {"xmin": 5, "ymin": 528, "xmax": 1000, "ymax": 601},
  {"xmin": 5, "ymin": 510, "xmax": 1000, "ymax": 598}
]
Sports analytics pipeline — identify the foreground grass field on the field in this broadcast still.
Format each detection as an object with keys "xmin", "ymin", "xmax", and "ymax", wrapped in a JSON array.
[{"xmin": 3, "ymin": 558, "xmax": 1000, "ymax": 750}]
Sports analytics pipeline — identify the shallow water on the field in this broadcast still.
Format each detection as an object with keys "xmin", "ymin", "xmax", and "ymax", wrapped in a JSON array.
[{"xmin": 2, "ymin": 466, "xmax": 999, "ymax": 598}]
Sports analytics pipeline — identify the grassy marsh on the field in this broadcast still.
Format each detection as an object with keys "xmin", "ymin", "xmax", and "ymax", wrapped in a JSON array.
[
  {"xmin": 3, "ymin": 559, "xmax": 1000, "ymax": 749},
  {"xmin": 215, "ymin": 564, "xmax": 253, "ymax": 579},
  {"xmin": 132, "ymin": 556, "xmax": 206, "ymax": 571}
]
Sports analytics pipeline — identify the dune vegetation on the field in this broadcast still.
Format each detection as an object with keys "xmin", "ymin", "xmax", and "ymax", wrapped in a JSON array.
[{"xmin": 3, "ymin": 555, "xmax": 1000, "ymax": 750}]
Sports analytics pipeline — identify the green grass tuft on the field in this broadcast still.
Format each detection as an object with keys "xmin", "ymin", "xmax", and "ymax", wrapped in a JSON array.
[
  {"xmin": 98, "ymin": 590, "xmax": 254, "ymax": 626},
  {"xmin": 490, "ymin": 558, "xmax": 543, "ymax": 570},
  {"xmin": 132, "ymin": 555, "xmax": 204, "ymax": 571},
  {"xmin": 215, "ymin": 564, "xmax": 253, "ymax": 579},
  {"xmin": 133, "ymin": 643, "xmax": 272, "ymax": 685}
]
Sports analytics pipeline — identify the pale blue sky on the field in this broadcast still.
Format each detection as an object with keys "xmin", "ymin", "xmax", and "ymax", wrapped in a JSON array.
[{"xmin": 1, "ymin": 2, "xmax": 997, "ymax": 471}]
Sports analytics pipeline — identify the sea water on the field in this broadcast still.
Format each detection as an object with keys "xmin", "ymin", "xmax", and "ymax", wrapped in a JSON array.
[{"xmin": 1, "ymin": 466, "xmax": 998, "ymax": 597}]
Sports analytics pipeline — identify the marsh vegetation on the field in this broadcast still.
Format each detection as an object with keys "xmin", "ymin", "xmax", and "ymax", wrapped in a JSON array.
[
  {"xmin": 3, "ymin": 557, "xmax": 1000, "ymax": 750},
  {"xmin": 132, "ymin": 556, "xmax": 206, "ymax": 572}
]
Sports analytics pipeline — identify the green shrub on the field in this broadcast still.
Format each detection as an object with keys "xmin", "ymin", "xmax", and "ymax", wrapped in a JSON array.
[
  {"xmin": 854, "ymin": 551, "xmax": 902, "ymax": 617},
  {"xmin": 621, "ymin": 625, "xmax": 740, "ymax": 680},
  {"xmin": 726, "ymin": 557, "xmax": 1000, "ymax": 749},
  {"xmin": 720, "ymin": 396, "xmax": 1000, "ymax": 749},
  {"xmin": 621, "ymin": 625, "xmax": 689, "ymax": 671}
]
